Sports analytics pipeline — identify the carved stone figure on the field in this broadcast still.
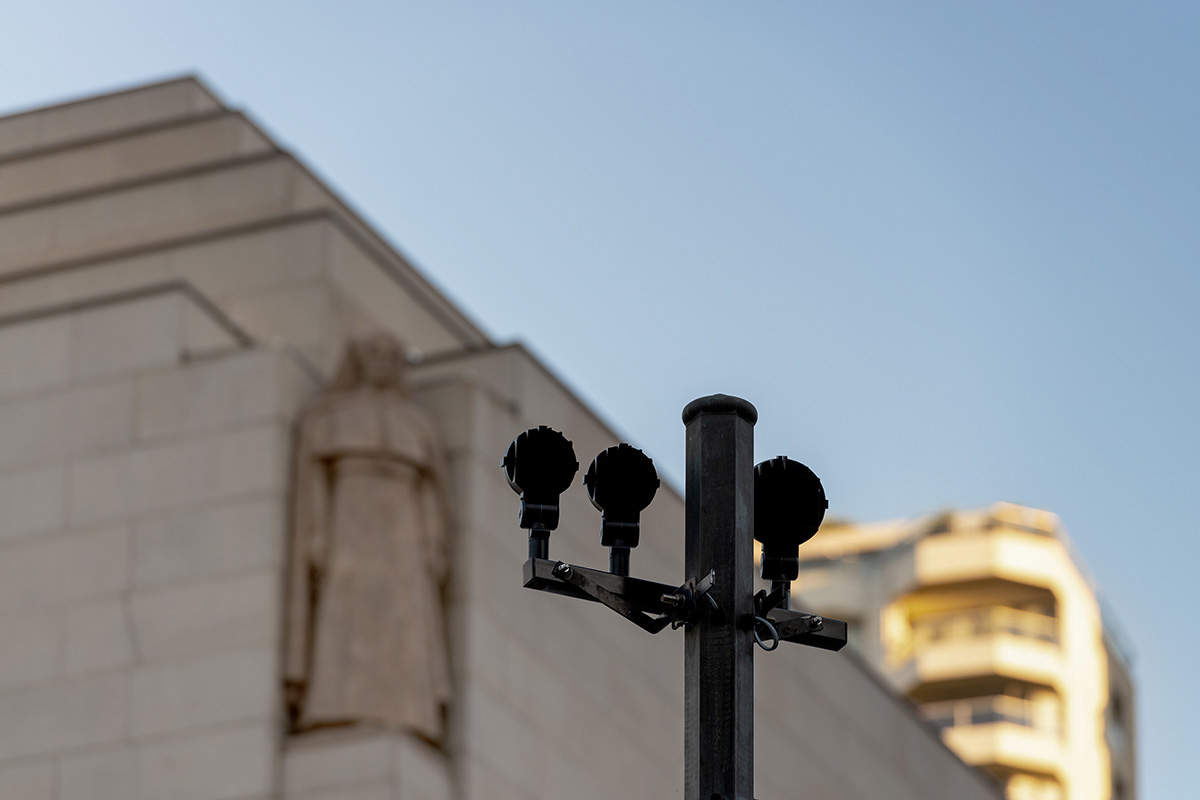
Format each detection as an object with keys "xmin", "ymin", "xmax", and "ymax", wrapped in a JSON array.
[{"xmin": 285, "ymin": 334, "xmax": 452, "ymax": 742}]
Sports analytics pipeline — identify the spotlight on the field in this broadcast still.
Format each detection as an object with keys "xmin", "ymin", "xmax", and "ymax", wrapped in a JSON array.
[
  {"xmin": 583, "ymin": 444, "xmax": 660, "ymax": 575},
  {"xmin": 754, "ymin": 457, "xmax": 827, "ymax": 585},
  {"xmin": 502, "ymin": 426, "xmax": 579, "ymax": 558}
]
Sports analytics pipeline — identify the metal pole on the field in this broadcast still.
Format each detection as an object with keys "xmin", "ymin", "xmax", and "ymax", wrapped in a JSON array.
[{"xmin": 682, "ymin": 394, "xmax": 757, "ymax": 800}]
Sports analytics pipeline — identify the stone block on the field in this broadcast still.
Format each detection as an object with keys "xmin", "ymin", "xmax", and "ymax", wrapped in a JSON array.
[
  {"xmin": 137, "ymin": 723, "xmax": 275, "ymax": 800},
  {"xmin": 62, "ymin": 599, "xmax": 136, "ymax": 674},
  {"xmin": 223, "ymin": 283, "xmax": 336, "ymax": 353},
  {"xmin": 84, "ymin": 442, "xmax": 216, "ymax": 523},
  {"xmin": 62, "ymin": 726, "xmax": 275, "ymax": 800},
  {"xmin": 283, "ymin": 731, "xmax": 453, "ymax": 800},
  {"xmin": 67, "ymin": 378, "xmax": 135, "ymax": 452},
  {"xmin": 0, "ymin": 671, "xmax": 127, "ymax": 760},
  {"xmin": 0, "ymin": 464, "xmax": 66, "ymax": 541},
  {"xmin": 0, "ymin": 155, "xmax": 306, "ymax": 278},
  {"xmin": 0, "ymin": 218, "xmax": 327, "ymax": 323},
  {"xmin": 0, "ymin": 526, "xmax": 129, "ymax": 612},
  {"xmin": 0, "ymin": 315, "xmax": 72, "ymax": 399},
  {"xmin": 456, "ymin": 757, "xmax": 534, "ymax": 800},
  {"xmin": 283, "ymin": 731, "xmax": 393, "ymax": 795},
  {"xmin": 278, "ymin": 353, "xmax": 321, "ymax": 419},
  {"xmin": 0, "ymin": 610, "xmax": 60, "ymax": 689},
  {"xmin": 288, "ymin": 786, "xmax": 391, "ymax": 800},
  {"xmin": 394, "ymin": 735, "xmax": 453, "ymax": 800},
  {"xmin": 0, "ymin": 248, "xmax": 165, "ymax": 317},
  {"xmin": 67, "ymin": 450, "xmax": 131, "ymax": 526},
  {"xmin": 181, "ymin": 298, "xmax": 243, "ymax": 359},
  {"xmin": 70, "ymin": 423, "xmax": 288, "ymax": 525},
  {"xmin": 774, "ymin": 646, "xmax": 911, "ymax": 766},
  {"xmin": 457, "ymin": 682, "xmax": 544, "ymax": 792},
  {"xmin": 205, "ymin": 423, "xmax": 291, "ymax": 499},
  {"xmin": 0, "ymin": 380, "xmax": 131, "ymax": 471},
  {"xmin": 0, "ymin": 759, "xmax": 55, "ymax": 800},
  {"xmin": 130, "ymin": 646, "xmax": 277, "ymax": 737},
  {"xmin": 173, "ymin": 217, "xmax": 326, "ymax": 298},
  {"xmin": 453, "ymin": 606, "xmax": 511, "ymax": 695},
  {"xmin": 133, "ymin": 497, "xmax": 284, "ymax": 588},
  {"xmin": 72, "ymin": 294, "xmax": 184, "ymax": 381},
  {"xmin": 0, "ymin": 113, "xmax": 272, "ymax": 208},
  {"xmin": 59, "ymin": 745, "xmax": 135, "ymax": 800},
  {"xmin": 0, "ymin": 202, "xmax": 53, "ymax": 274},
  {"xmin": 129, "ymin": 571, "xmax": 279, "ymax": 660},
  {"xmin": 136, "ymin": 349, "xmax": 287, "ymax": 439},
  {"xmin": 502, "ymin": 624, "xmax": 574, "ymax": 735},
  {"xmin": 0, "ymin": 393, "xmax": 68, "ymax": 470},
  {"xmin": 0, "ymin": 78, "xmax": 220, "ymax": 160}
]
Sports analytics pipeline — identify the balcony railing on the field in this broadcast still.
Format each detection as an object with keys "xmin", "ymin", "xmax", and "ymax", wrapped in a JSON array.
[
  {"xmin": 920, "ymin": 695, "xmax": 1059, "ymax": 735},
  {"xmin": 911, "ymin": 606, "xmax": 1058, "ymax": 647}
]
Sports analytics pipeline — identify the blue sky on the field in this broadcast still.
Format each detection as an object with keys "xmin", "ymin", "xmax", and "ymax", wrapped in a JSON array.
[{"xmin": 4, "ymin": 3, "xmax": 1197, "ymax": 796}]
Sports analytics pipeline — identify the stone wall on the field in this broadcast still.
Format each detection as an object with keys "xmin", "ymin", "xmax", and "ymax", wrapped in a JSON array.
[{"xmin": 0, "ymin": 287, "xmax": 316, "ymax": 800}]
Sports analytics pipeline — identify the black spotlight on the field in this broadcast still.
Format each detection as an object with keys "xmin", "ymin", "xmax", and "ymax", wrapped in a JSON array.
[
  {"xmin": 502, "ymin": 426, "xmax": 579, "ymax": 558},
  {"xmin": 754, "ymin": 457, "xmax": 827, "ymax": 601},
  {"xmin": 583, "ymin": 444, "xmax": 660, "ymax": 576}
]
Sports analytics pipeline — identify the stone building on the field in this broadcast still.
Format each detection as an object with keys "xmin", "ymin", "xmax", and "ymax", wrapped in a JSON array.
[
  {"xmin": 0, "ymin": 77, "xmax": 1003, "ymax": 800},
  {"xmin": 795, "ymin": 504, "xmax": 1137, "ymax": 800}
]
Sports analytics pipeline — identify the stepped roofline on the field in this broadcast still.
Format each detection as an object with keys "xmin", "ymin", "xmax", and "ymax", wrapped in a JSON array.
[{"xmin": 0, "ymin": 75, "xmax": 490, "ymax": 351}]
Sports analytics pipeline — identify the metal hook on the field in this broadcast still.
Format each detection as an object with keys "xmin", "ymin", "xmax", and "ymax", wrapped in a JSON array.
[{"xmin": 752, "ymin": 615, "xmax": 779, "ymax": 651}]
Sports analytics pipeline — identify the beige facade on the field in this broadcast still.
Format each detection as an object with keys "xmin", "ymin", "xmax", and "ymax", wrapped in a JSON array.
[
  {"xmin": 795, "ymin": 504, "xmax": 1137, "ymax": 800},
  {"xmin": 0, "ymin": 77, "xmax": 1003, "ymax": 800}
]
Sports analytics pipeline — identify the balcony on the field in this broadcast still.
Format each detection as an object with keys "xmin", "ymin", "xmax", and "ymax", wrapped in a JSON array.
[
  {"xmin": 914, "ymin": 606, "xmax": 1057, "ymax": 646},
  {"xmin": 913, "ymin": 525, "xmax": 1069, "ymax": 592},
  {"xmin": 921, "ymin": 694, "xmax": 1058, "ymax": 734},
  {"xmin": 921, "ymin": 695, "xmax": 1064, "ymax": 777},
  {"xmin": 892, "ymin": 607, "xmax": 1062, "ymax": 689}
]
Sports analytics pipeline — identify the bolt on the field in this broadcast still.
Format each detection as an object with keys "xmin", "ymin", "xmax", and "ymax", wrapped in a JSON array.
[
  {"xmin": 554, "ymin": 563, "xmax": 573, "ymax": 579},
  {"xmin": 661, "ymin": 593, "xmax": 686, "ymax": 607}
]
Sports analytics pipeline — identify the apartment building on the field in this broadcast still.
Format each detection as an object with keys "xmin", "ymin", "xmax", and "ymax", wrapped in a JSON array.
[{"xmin": 795, "ymin": 502, "xmax": 1137, "ymax": 800}]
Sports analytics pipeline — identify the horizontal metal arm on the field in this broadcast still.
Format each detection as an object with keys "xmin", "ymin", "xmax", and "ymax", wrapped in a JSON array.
[
  {"xmin": 522, "ymin": 558, "xmax": 719, "ymax": 634},
  {"xmin": 765, "ymin": 608, "xmax": 848, "ymax": 652},
  {"xmin": 550, "ymin": 562, "xmax": 673, "ymax": 633},
  {"xmin": 523, "ymin": 557, "xmax": 842, "ymax": 648},
  {"xmin": 523, "ymin": 557, "xmax": 678, "ymax": 614}
]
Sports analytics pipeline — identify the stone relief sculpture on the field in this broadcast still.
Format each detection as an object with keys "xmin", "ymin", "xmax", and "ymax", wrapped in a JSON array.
[{"xmin": 285, "ymin": 333, "xmax": 452, "ymax": 743}]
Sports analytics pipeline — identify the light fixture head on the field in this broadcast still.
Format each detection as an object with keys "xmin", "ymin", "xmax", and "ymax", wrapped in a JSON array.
[
  {"xmin": 754, "ymin": 456, "xmax": 827, "ymax": 581},
  {"xmin": 583, "ymin": 443, "xmax": 660, "ymax": 549},
  {"xmin": 502, "ymin": 426, "xmax": 579, "ymax": 532}
]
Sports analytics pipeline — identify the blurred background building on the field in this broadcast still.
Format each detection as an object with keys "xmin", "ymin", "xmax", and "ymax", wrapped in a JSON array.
[
  {"xmin": 0, "ymin": 76, "xmax": 1129, "ymax": 800},
  {"xmin": 797, "ymin": 503, "xmax": 1137, "ymax": 800}
]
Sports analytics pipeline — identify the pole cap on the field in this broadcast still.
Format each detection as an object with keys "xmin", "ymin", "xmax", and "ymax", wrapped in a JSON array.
[{"xmin": 681, "ymin": 394, "xmax": 758, "ymax": 425}]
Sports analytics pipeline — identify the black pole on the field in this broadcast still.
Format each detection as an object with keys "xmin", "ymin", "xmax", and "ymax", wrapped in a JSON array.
[
  {"xmin": 682, "ymin": 394, "xmax": 757, "ymax": 800},
  {"xmin": 508, "ymin": 406, "xmax": 846, "ymax": 798}
]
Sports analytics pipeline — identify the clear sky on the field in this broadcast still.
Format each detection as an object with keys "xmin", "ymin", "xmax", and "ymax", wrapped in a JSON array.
[{"xmin": 4, "ymin": 2, "xmax": 1197, "ymax": 796}]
